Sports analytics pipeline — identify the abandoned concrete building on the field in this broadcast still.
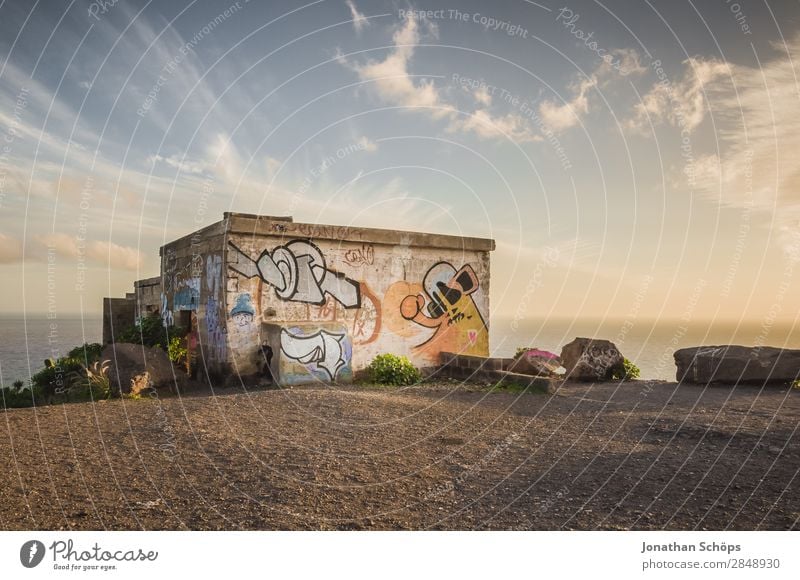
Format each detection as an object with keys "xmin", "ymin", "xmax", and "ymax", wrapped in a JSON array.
[{"xmin": 103, "ymin": 212, "xmax": 494, "ymax": 386}]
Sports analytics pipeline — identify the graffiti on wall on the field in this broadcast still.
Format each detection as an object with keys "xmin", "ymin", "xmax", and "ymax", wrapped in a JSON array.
[
  {"xmin": 228, "ymin": 240, "xmax": 361, "ymax": 308},
  {"xmin": 390, "ymin": 261, "xmax": 488, "ymax": 360},
  {"xmin": 161, "ymin": 248, "xmax": 203, "ymax": 317},
  {"xmin": 205, "ymin": 296, "xmax": 226, "ymax": 361},
  {"xmin": 160, "ymin": 293, "xmax": 174, "ymax": 326},
  {"xmin": 206, "ymin": 254, "xmax": 222, "ymax": 297},
  {"xmin": 280, "ymin": 327, "xmax": 351, "ymax": 381},
  {"xmin": 204, "ymin": 252, "xmax": 226, "ymax": 362},
  {"xmin": 230, "ymin": 293, "xmax": 255, "ymax": 327},
  {"xmin": 349, "ymin": 284, "xmax": 381, "ymax": 344},
  {"xmin": 173, "ymin": 276, "xmax": 200, "ymax": 310},
  {"xmin": 343, "ymin": 244, "xmax": 375, "ymax": 266}
]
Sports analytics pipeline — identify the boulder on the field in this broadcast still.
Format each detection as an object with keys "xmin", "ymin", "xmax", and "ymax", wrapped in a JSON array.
[
  {"xmin": 101, "ymin": 343, "xmax": 187, "ymax": 395},
  {"xmin": 674, "ymin": 345, "xmax": 800, "ymax": 385},
  {"xmin": 509, "ymin": 349, "xmax": 563, "ymax": 377},
  {"xmin": 560, "ymin": 338, "xmax": 625, "ymax": 381}
]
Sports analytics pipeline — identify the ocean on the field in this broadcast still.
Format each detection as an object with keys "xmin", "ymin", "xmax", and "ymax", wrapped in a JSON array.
[
  {"xmin": 0, "ymin": 314, "xmax": 797, "ymax": 385},
  {"xmin": 0, "ymin": 315, "xmax": 103, "ymax": 386}
]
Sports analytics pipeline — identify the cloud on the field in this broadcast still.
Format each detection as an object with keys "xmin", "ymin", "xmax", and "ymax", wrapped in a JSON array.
[
  {"xmin": 447, "ymin": 109, "xmax": 541, "ymax": 143},
  {"xmin": 472, "ymin": 85, "xmax": 492, "ymax": 106},
  {"xmin": 34, "ymin": 234, "xmax": 143, "ymax": 270},
  {"xmin": 342, "ymin": 18, "xmax": 544, "ymax": 143},
  {"xmin": 538, "ymin": 77, "xmax": 596, "ymax": 132},
  {"xmin": 601, "ymin": 48, "xmax": 647, "ymax": 78},
  {"xmin": 346, "ymin": 17, "xmax": 451, "ymax": 116},
  {"xmin": 149, "ymin": 154, "xmax": 208, "ymax": 175},
  {"xmin": 662, "ymin": 35, "xmax": 800, "ymax": 256},
  {"xmin": 345, "ymin": 0, "xmax": 369, "ymax": 33},
  {"xmin": 0, "ymin": 233, "xmax": 22, "ymax": 263},
  {"xmin": 626, "ymin": 57, "xmax": 731, "ymax": 134},
  {"xmin": 356, "ymin": 136, "xmax": 378, "ymax": 152},
  {"xmin": 87, "ymin": 241, "xmax": 143, "ymax": 271}
]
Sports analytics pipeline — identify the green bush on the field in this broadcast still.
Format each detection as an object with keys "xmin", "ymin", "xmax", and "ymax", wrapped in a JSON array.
[
  {"xmin": 0, "ymin": 383, "xmax": 42, "ymax": 408},
  {"xmin": 366, "ymin": 353, "xmax": 421, "ymax": 386},
  {"xmin": 67, "ymin": 343, "xmax": 103, "ymax": 363},
  {"xmin": 612, "ymin": 358, "xmax": 641, "ymax": 381},
  {"xmin": 167, "ymin": 336, "xmax": 188, "ymax": 366},
  {"xmin": 31, "ymin": 356, "xmax": 85, "ymax": 400},
  {"xmin": 117, "ymin": 313, "xmax": 186, "ymax": 350}
]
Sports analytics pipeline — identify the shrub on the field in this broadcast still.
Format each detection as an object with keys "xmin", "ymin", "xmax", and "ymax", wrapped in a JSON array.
[
  {"xmin": 0, "ymin": 384, "xmax": 42, "ymax": 408},
  {"xmin": 64, "ymin": 358, "xmax": 115, "ymax": 402},
  {"xmin": 167, "ymin": 336, "xmax": 188, "ymax": 366},
  {"xmin": 117, "ymin": 313, "xmax": 186, "ymax": 350},
  {"xmin": 67, "ymin": 343, "xmax": 103, "ymax": 363},
  {"xmin": 366, "ymin": 353, "xmax": 421, "ymax": 386},
  {"xmin": 31, "ymin": 356, "xmax": 85, "ymax": 400},
  {"xmin": 612, "ymin": 358, "xmax": 641, "ymax": 381},
  {"xmin": 78, "ymin": 360, "xmax": 113, "ymax": 400}
]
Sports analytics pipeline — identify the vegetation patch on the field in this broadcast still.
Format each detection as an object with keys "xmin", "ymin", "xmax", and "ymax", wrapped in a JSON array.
[
  {"xmin": 612, "ymin": 358, "xmax": 641, "ymax": 381},
  {"xmin": 366, "ymin": 354, "xmax": 421, "ymax": 386}
]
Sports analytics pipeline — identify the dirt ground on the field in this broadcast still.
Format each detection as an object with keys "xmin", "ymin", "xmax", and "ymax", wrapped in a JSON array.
[{"xmin": 1, "ymin": 380, "xmax": 798, "ymax": 530}]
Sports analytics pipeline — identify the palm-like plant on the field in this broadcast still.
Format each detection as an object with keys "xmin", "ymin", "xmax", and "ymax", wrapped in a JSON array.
[{"xmin": 84, "ymin": 360, "xmax": 111, "ymax": 400}]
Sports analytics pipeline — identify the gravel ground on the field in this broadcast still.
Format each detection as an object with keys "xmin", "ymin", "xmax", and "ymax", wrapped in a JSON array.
[{"xmin": 1, "ymin": 380, "xmax": 798, "ymax": 530}]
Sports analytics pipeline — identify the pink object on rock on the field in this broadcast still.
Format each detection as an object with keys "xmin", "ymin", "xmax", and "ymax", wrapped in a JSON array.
[{"xmin": 525, "ymin": 348, "xmax": 559, "ymax": 360}]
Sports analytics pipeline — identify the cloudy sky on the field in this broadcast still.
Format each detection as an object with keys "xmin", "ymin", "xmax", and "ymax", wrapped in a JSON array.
[{"xmin": 0, "ymin": 0, "xmax": 798, "ymax": 326}]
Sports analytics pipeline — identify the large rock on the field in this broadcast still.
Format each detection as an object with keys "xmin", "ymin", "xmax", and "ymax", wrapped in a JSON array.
[
  {"xmin": 560, "ymin": 338, "xmax": 625, "ymax": 381},
  {"xmin": 509, "ymin": 348, "xmax": 563, "ymax": 377},
  {"xmin": 101, "ymin": 343, "xmax": 187, "ymax": 395},
  {"xmin": 675, "ymin": 345, "xmax": 800, "ymax": 385}
]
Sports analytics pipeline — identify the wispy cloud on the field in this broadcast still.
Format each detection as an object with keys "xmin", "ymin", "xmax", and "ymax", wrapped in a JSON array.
[
  {"xmin": 345, "ymin": 0, "xmax": 369, "ymax": 33},
  {"xmin": 0, "ymin": 234, "xmax": 23, "ymax": 264},
  {"xmin": 149, "ymin": 154, "xmax": 209, "ymax": 175},
  {"xmin": 626, "ymin": 57, "xmax": 731, "ymax": 134},
  {"xmin": 34, "ymin": 233, "xmax": 143, "ymax": 270},
  {"xmin": 657, "ymin": 35, "xmax": 800, "ymax": 256},
  {"xmin": 340, "ymin": 17, "xmax": 547, "ymax": 143}
]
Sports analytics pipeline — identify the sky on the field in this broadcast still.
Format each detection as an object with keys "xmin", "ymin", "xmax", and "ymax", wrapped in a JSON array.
[{"xmin": 0, "ymin": 0, "xmax": 799, "ymax": 328}]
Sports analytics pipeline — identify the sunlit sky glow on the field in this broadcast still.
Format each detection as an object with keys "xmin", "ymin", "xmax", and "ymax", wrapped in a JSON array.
[{"xmin": 1, "ymin": 0, "xmax": 798, "ymax": 325}]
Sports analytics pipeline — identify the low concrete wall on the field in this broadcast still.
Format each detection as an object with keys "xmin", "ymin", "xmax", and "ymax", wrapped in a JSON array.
[{"xmin": 438, "ymin": 352, "xmax": 556, "ymax": 393}]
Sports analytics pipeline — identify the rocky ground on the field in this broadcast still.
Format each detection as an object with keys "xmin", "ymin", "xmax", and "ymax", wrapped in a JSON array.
[{"xmin": 0, "ymin": 380, "xmax": 798, "ymax": 530}]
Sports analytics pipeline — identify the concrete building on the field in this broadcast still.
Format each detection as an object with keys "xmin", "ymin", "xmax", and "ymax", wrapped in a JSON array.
[{"xmin": 104, "ymin": 212, "xmax": 494, "ymax": 385}]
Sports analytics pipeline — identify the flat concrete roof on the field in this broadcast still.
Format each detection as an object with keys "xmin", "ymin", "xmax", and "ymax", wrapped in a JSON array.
[{"xmin": 224, "ymin": 212, "xmax": 495, "ymax": 252}]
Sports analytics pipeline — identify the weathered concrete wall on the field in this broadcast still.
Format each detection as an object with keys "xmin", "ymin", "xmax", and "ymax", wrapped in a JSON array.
[
  {"xmin": 134, "ymin": 276, "xmax": 161, "ymax": 319},
  {"xmin": 149, "ymin": 213, "xmax": 494, "ymax": 382},
  {"xmin": 102, "ymin": 297, "xmax": 136, "ymax": 344},
  {"xmin": 224, "ymin": 216, "xmax": 492, "ymax": 379},
  {"xmin": 159, "ymin": 222, "xmax": 228, "ymax": 377}
]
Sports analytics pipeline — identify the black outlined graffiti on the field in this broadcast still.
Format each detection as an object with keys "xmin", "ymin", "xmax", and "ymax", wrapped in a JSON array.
[
  {"xmin": 398, "ymin": 261, "xmax": 489, "ymax": 355},
  {"xmin": 280, "ymin": 327, "xmax": 349, "ymax": 380},
  {"xmin": 227, "ymin": 240, "xmax": 361, "ymax": 308}
]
